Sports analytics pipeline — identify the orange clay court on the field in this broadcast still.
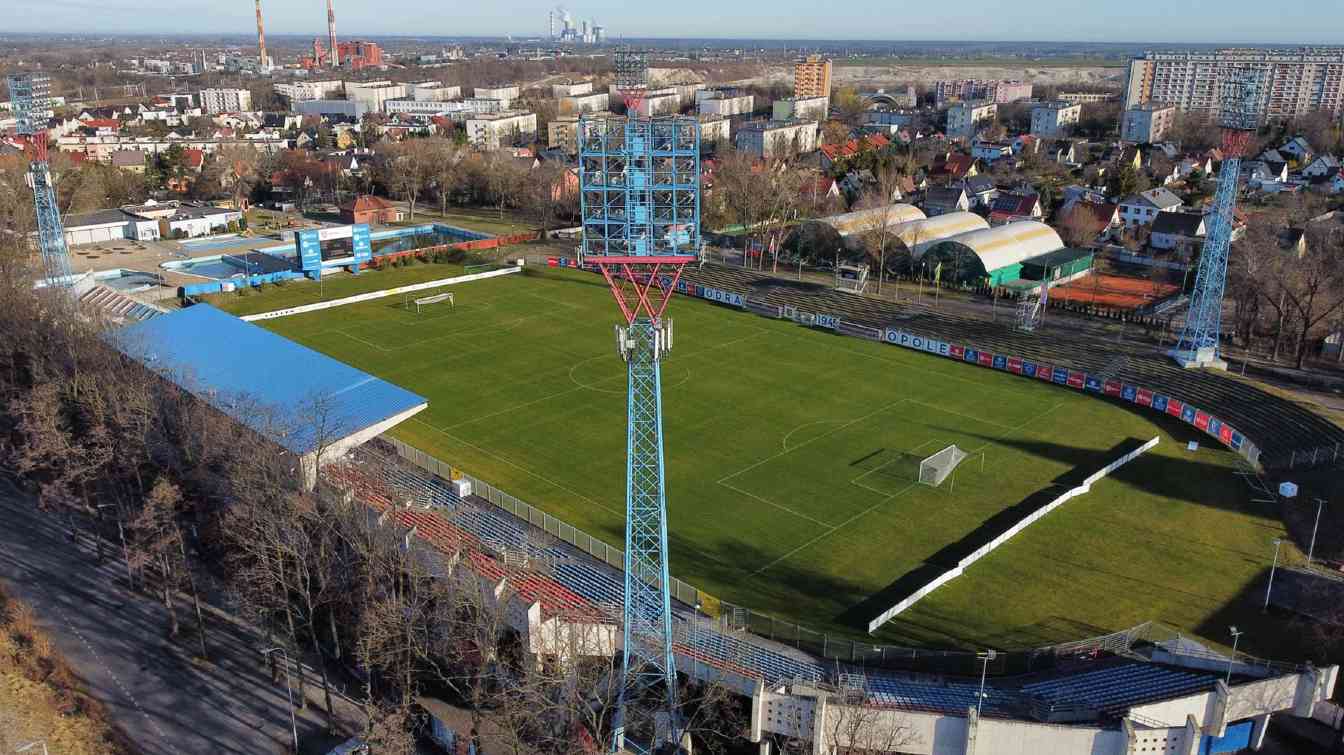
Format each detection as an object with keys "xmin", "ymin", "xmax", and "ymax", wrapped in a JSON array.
[{"xmin": 1050, "ymin": 273, "xmax": 1180, "ymax": 311}]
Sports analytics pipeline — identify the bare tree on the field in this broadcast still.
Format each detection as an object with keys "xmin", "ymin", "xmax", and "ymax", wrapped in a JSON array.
[{"xmin": 379, "ymin": 138, "xmax": 439, "ymax": 221}]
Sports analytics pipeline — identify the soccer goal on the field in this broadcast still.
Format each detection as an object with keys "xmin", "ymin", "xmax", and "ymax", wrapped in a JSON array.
[
  {"xmin": 919, "ymin": 444, "xmax": 969, "ymax": 487},
  {"xmin": 409, "ymin": 291, "xmax": 454, "ymax": 314}
]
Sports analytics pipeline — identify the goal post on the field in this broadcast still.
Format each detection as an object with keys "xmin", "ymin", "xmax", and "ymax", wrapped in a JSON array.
[
  {"xmin": 919, "ymin": 444, "xmax": 969, "ymax": 487},
  {"xmin": 409, "ymin": 291, "xmax": 455, "ymax": 314}
]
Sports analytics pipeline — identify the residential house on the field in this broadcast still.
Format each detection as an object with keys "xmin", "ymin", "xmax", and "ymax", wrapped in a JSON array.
[
  {"xmin": 802, "ymin": 174, "xmax": 842, "ymax": 204},
  {"xmin": 1150, "ymin": 211, "xmax": 1206, "ymax": 251},
  {"xmin": 970, "ymin": 140, "xmax": 1013, "ymax": 164},
  {"xmin": 1177, "ymin": 156, "xmax": 1213, "ymax": 179},
  {"xmin": 339, "ymin": 195, "xmax": 403, "ymax": 225},
  {"xmin": 1255, "ymin": 149, "xmax": 1289, "ymax": 178},
  {"xmin": 1302, "ymin": 155, "xmax": 1340, "ymax": 179},
  {"xmin": 1246, "ymin": 160, "xmax": 1289, "ymax": 186},
  {"xmin": 1012, "ymin": 134, "xmax": 1041, "ymax": 155},
  {"xmin": 110, "ymin": 150, "xmax": 146, "ymax": 173},
  {"xmin": 1048, "ymin": 140, "xmax": 1077, "ymax": 164},
  {"xmin": 1306, "ymin": 167, "xmax": 1343, "ymax": 194},
  {"xmin": 1118, "ymin": 187, "xmax": 1182, "ymax": 227},
  {"xmin": 1059, "ymin": 199, "xmax": 1120, "ymax": 243},
  {"xmin": 818, "ymin": 133, "xmax": 891, "ymax": 172},
  {"xmin": 963, "ymin": 175, "xmax": 998, "ymax": 208},
  {"xmin": 988, "ymin": 192, "xmax": 1043, "ymax": 225},
  {"xmin": 1061, "ymin": 185, "xmax": 1108, "ymax": 208},
  {"xmin": 1279, "ymin": 136, "xmax": 1313, "ymax": 162},
  {"xmin": 929, "ymin": 152, "xmax": 979, "ymax": 184},
  {"xmin": 923, "ymin": 186, "xmax": 970, "ymax": 216}
]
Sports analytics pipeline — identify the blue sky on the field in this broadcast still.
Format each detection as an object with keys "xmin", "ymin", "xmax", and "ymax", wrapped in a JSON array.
[{"xmin": 10, "ymin": 0, "xmax": 1342, "ymax": 44}]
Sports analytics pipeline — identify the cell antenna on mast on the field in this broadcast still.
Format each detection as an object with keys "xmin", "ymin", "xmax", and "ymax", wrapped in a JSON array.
[{"xmin": 7, "ymin": 73, "xmax": 76, "ymax": 293}]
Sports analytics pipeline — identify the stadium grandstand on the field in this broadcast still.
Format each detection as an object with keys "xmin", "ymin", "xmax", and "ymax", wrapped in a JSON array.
[
  {"xmin": 112, "ymin": 304, "xmax": 428, "ymax": 487},
  {"xmin": 107, "ymin": 276, "xmax": 1341, "ymax": 755},
  {"xmin": 895, "ymin": 211, "xmax": 991, "ymax": 259},
  {"xmin": 922, "ymin": 220, "xmax": 1067, "ymax": 286},
  {"xmin": 319, "ymin": 439, "xmax": 1337, "ymax": 755}
]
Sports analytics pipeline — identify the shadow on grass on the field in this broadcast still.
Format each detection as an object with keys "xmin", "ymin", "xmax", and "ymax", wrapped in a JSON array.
[{"xmin": 837, "ymin": 438, "xmax": 1149, "ymax": 634}]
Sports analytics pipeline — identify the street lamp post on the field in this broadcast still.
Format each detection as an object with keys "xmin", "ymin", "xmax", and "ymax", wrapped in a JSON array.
[
  {"xmin": 976, "ymin": 649, "xmax": 997, "ymax": 717},
  {"xmin": 262, "ymin": 647, "xmax": 299, "ymax": 753},
  {"xmin": 1263, "ymin": 538, "xmax": 1284, "ymax": 613},
  {"xmin": 1226, "ymin": 626, "xmax": 1243, "ymax": 684},
  {"xmin": 1308, "ymin": 498, "xmax": 1325, "ymax": 564}
]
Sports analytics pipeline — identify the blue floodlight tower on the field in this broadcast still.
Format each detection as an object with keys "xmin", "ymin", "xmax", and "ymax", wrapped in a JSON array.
[
  {"xmin": 6, "ymin": 73, "xmax": 76, "ymax": 290},
  {"xmin": 578, "ymin": 49, "xmax": 700, "ymax": 753},
  {"xmin": 1169, "ymin": 70, "xmax": 1259, "ymax": 369}
]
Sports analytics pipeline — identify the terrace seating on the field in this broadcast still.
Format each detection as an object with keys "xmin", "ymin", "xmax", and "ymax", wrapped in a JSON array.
[
  {"xmin": 865, "ymin": 675, "xmax": 1013, "ymax": 716},
  {"xmin": 679, "ymin": 264, "xmax": 1344, "ymax": 466},
  {"xmin": 81, "ymin": 284, "xmax": 163, "ymax": 322},
  {"xmin": 1021, "ymin": 662, "xmax": 1218, "ymax": 713},
  {"xmin": 678, "ymin": 629, "xmax": 824, "ymax": 685}
]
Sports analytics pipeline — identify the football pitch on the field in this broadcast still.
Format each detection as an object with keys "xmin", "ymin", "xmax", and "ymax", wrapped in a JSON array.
[{"xmin": 245, "ymin": 267, "xmax": 1292, "ymax": 651}]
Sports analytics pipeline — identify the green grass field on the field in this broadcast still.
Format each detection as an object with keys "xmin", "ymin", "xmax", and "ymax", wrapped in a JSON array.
[{"xmin": 244, "ymin": 267, "xmax": 1300, "ymax": 654}]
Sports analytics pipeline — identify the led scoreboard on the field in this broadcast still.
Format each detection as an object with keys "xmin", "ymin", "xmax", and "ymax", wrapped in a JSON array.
[{"xmin": 296, "ymin": 224, "xmax": 372, "ymax": 276}]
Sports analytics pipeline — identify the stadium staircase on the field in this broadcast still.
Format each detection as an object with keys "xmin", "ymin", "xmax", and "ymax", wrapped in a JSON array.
[
  {"xmin": 678, "ymin": 264, "xmax": 1344, "ymax": 469},
  {"xmin": 80, "ymin": 284, "xmax": 165, "ymax": 323},
  {"xmin": 321, "ymin": 441, "xmax": 1307, "ymax": 728}
]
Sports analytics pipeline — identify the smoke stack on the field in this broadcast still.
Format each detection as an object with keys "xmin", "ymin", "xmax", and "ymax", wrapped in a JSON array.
[
  {"xmin": 254, "ymin": 0, "xmax": 268, "ymax": 69},
  {"xmin": 327, "ymin": 0, "xmax": 339, "ymax": 68}
]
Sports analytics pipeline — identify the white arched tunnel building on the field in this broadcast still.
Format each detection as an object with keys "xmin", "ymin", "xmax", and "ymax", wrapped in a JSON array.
[
  {"xmin": 822, "ymin": 204, "xmax": 927, "ymax": 240},
  {"xmin": 895, "ymin": 212, "xmax": 991, "ymax": 259},
  {"xmin": 921, "ymin": 220, "xmax": 1066, "ymax": 286}
]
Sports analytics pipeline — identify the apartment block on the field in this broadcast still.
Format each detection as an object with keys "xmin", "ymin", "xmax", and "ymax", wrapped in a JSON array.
[
  {"xmin": 1029, "ymin": 100, "xmax": 1082, "ymax": 138},
  {"xmin": 697, "ymin": 90, "xmax": 755, "ymax": 117},
  {"xmin": 935, "ymin": 79, "xmax": 1032, "ymax": 106},
  {"xmin": 464, "ymin": 111, "xmax": 537, "ymax": 150},
  {"xmin": 636, "ymin": 93, "xmax": 682, "ymax": 117},
  {"xmin": 552, "ymin": 81, "xmax": 593, "ymax": 98},
  {"xmin": 1120, "ymin": 103, "xmax": 1178, "ymax": 144},
  {"xmin": 560, "ymin": 92, "xmax": 610, "ymax": 115},
  {"xmin": 198, "ymin": 88, "xmax": 251, "ymax": 114},
  {"xmin": 274, "ymin": 80, "xmax": 344, "ymax": 102},
  {"xmin": 548, "ymin": 115, "xmax": 581, "ymax": 154},
  {"xmin": 474, "ymin": 85, "xmax": 520, "ymax": 109},
  {"xmin": 347, "ymin": 81, "xmax": 408, "ymax": 112},
  {"xmin": 794, "ymin": 56, "xmax": 833, "ymax": 99},
  {"xmin": 946, "ymin": 101, "xmax": 997, "ymax": 140},
  {"xmin": 735, "ymin": 120, "xmax": 819, "ymax": 159},
  {"xmin": 698, "ymin": 114, "xmax": 731, "ymax": 145},
  {"xmin": 772, "ymin": 96, "xmax": 829, "ymax": 122},
  {"xmin": 1124, "ymin": 48, "xmax": 1344, "ymax": 122},
  {"xmin": 410, "ymin": 82, "xmax": 461, "ymax": 101}
]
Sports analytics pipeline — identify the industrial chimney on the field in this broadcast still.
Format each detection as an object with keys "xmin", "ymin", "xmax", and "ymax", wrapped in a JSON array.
[
  {"xmin": 254, "ymin": 0, "xmax": 269, "ymax": 69},
  {"xmin": 327, "ymin": 0, "xmax": 339, "ymax": 68}
]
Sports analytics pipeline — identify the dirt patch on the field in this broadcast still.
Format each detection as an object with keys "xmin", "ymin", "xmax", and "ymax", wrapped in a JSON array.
[{"xmin": 0, "ymin": 585, "xmax": 129, "ymax": 754}]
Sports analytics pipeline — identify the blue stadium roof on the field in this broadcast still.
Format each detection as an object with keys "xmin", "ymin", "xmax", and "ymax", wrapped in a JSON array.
[{"xmin": 113, "ymin": 304, "xmax": 427, "ymax": 455}]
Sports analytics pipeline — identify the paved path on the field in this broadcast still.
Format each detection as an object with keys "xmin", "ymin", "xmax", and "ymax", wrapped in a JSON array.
[{"xmin": 0, "ymin": 488, "xmax": 362, "ymax": 754}]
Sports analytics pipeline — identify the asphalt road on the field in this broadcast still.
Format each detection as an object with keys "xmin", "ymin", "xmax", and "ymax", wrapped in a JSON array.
[{"xmin": 0, "ymin": 488, "xmax": 361, "ymax": 755}]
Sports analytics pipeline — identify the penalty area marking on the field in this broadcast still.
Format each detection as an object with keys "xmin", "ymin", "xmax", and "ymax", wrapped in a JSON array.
[{"xmin": 409, "ymin": 417, "xmax": 623, "ymax": 517}]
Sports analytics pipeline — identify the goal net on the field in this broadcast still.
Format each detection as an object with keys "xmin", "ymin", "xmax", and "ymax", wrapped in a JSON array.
[
  {"xmin": 410, "ymin": 291, "xmax": 454, "ymax": 314},
  {"xmin": 919, "ymin": 444, "xmax": 968, "ymax": 487}
]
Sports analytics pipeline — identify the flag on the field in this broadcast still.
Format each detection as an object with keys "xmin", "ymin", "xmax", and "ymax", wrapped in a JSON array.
[{"xmin": 934, "ymin": 261, "xmax": 943, "ymax": 285}]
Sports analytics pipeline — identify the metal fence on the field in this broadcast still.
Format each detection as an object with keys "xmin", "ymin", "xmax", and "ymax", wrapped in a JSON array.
[
  {"xmin": 377, "ymin": 435, "xmax": 1225, "ymax": 678},
  {"xmin": 379, "ymin": 436, "xmax": 702, "ymax": 610}
]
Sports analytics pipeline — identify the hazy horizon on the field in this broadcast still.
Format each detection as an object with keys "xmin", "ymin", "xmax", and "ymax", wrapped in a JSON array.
[{"xmin": 7, "ymin": 0, "xmax": 1342, "ymax": 46}]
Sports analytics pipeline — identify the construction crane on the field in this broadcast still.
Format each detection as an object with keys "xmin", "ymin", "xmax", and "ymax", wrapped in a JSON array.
[
  {"xmin": 1169, "ymin": 70, "xmax": 1259, "ymax": 369},
  {"xmin": 578, "ymin": 49, "xmax": 699, "ymax": 753},
  {"xmin": 6, "ymin": 73, "xmax": 76, "ymax": 290}
]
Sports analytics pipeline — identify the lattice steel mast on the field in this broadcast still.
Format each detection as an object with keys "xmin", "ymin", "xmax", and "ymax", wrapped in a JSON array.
[
  {"xmin": 7, "ymin": 73, "xmax": 76, "ymax": 290},
  {"xmin": 579, "ymin": 49, "xmax": 700, "ymax": 753},
  {"xmin": 1169, "ymin": 70, "xmax": 1258, "ymax": 369}
]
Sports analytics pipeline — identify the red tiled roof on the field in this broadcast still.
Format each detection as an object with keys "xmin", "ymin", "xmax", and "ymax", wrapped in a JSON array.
[
  {"xmin": 819, "ymin": 133, "xmax": 891, "ymax": 162},
  {"xmin": 182, "ymin": 148, "xmax": 205, "ymax": 169},
  {"xmin": 340, "ymin": 194, "xmax": 396, "ymax": 213},
  {"xmin": 81, "ymin": 118, "xmax": 120, "ymax": 130}
]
